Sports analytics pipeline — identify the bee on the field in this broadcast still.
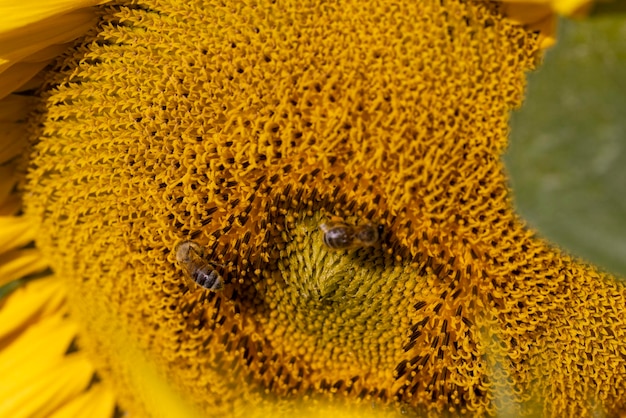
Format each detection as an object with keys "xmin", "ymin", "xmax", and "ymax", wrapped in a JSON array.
[
  {"xmin": 175, "ymin": 240, "xmax": 224, "ymax": 291},
  {"xmin": 319, "ymin": 221, "xmax": 381, "ymax": 250}
]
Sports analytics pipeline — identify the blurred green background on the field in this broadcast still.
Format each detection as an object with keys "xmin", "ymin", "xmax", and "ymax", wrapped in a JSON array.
[{"xmin": 506, "ymin": 12, "xmax": 626, "ymax": 278}]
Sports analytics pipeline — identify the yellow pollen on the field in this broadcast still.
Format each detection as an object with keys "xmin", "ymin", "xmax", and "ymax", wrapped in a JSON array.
[{"xmin": 10, "ymin": 0, "xmax": 626, "ymax": 417}]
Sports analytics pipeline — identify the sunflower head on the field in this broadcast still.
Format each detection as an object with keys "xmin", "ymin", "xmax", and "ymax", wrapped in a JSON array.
[
  {"xmin": 21, "ymin": 1, "xmax": 540, "ymax": 413},
  {"xmin": 2, "ymin": 0, "xmax": 624, "ymax": 417}
]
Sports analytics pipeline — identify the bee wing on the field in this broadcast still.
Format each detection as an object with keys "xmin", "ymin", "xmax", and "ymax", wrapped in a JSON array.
[
  {"xmin": 354, "ymin": 224, "xmax": 379, "ymax": 246},
  {"xmin": 175, "ymin": 240, "xmax": 205, "ymax": 264}
]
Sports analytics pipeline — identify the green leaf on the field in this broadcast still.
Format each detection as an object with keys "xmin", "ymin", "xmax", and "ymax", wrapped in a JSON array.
[
  {"xmin": 591, "ymin": 1, "xmax": 626, "ymax": 16},
  {"xmin": 505, "ymin": 15, "xmax": 626, "ymax": 278},
  {"xmin": 0, "ymin": 279, "xmax": 22, "ymax": 300}
]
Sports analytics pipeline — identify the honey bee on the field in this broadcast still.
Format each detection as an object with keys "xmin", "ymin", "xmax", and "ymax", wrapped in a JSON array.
[
  {"xmin": 319, "ymin": 221, "xmax": 381, "ymax": 250},
  {"xmin": 175, "ymin": 240, "xmax": 224, "ymax": 291}
]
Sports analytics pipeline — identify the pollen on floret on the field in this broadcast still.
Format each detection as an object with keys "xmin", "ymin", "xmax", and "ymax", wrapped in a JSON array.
[{"xmin": 18, "ymin": 0, "xmax": 626, "ymax": 417}]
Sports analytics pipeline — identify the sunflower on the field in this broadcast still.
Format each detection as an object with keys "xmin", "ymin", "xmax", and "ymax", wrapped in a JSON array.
[
  {"xmin": 499, "ymin": 0, "xmax": 597, "ymax": 47},
  {"xmin": 1, "ymin": 0, "xmax": 624, "ymax": 417}
]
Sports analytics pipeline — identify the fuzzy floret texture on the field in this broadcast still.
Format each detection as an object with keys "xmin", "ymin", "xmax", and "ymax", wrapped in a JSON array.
[{"xmin": 22, "ymin": 0, "xmax": 626, "ymax": 416}]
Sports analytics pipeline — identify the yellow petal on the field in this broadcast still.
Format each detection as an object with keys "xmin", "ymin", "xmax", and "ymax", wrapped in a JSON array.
[
  {"xmin": 0, "ymin": 162, "xmax": 18, "ymax": 204},
  {"xmin": 500, "ymin": 1, "xmax": 555, "ymax": 24},
  {"xmin": 49, "ymin": 384, "xmax": 116, "ymax": 418},
  {"xmin": 559, "ymin": 1, "xmax": 595, "ymax": 17},
  {"xmin": 120, "ymin": 332, "xmax": 205, "ymax": 418},
  {"xmin": 0, "ymin": 352, "xmax": 94, "ymax": 418},
  {"xmin": 496, "ymin": 0, "xmax": 595, "ymax": 49},
  {"xmin": 499, "ymin": 2, "xmax": 558, "ymax": 48},
  {"xmin": 525, "ymin": 10, "xmax": 559, "ymax": 49},
  {"xmin": 0, "ymin": 94, "xmax": 35, "ymax": 122},
  {"xmin": 0, "ymin": 0, "xmax": 109, "ymax": 33},
  {"xmin": 0, "ymin": 216, "xmax": 35, "ymax": 253},
  {"xmin": 0, "ymin": 122, "xmax": 28, "ymax": 163},
  {"xmin": 0, "ymin": 42, "xmax": 73, "ymax": 72},
  {"xmin": 498, "ymin": 0, "xmax": 596, "ymax": 22},
  {"xmin": 0, "ymin": 59, "xmax": 49, "ymax": 101},
  {"xmin": 0, "ymin": 313, "xmax": 77, "ymax": 394},
  {"xmin": 13, "ymin": 70, "xmax": 47, "ymax": 93},
  {"xmin": 0, "ymin": 2, "xmax": 112, "ymax": 99},
  {"xmin": 0, "ymin": 277, "xmax": 65, "ymax": 341},
  {"xmin": 0, "ymin": 248, "xmax": 50, "ymax": 287},
  {"xmin": 0, "ymin": 194, "xmax": 22, "ymax": 216},
  {"xmin": 0, "ymin": 10, "xmax": 97, "ymax": 72}
]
